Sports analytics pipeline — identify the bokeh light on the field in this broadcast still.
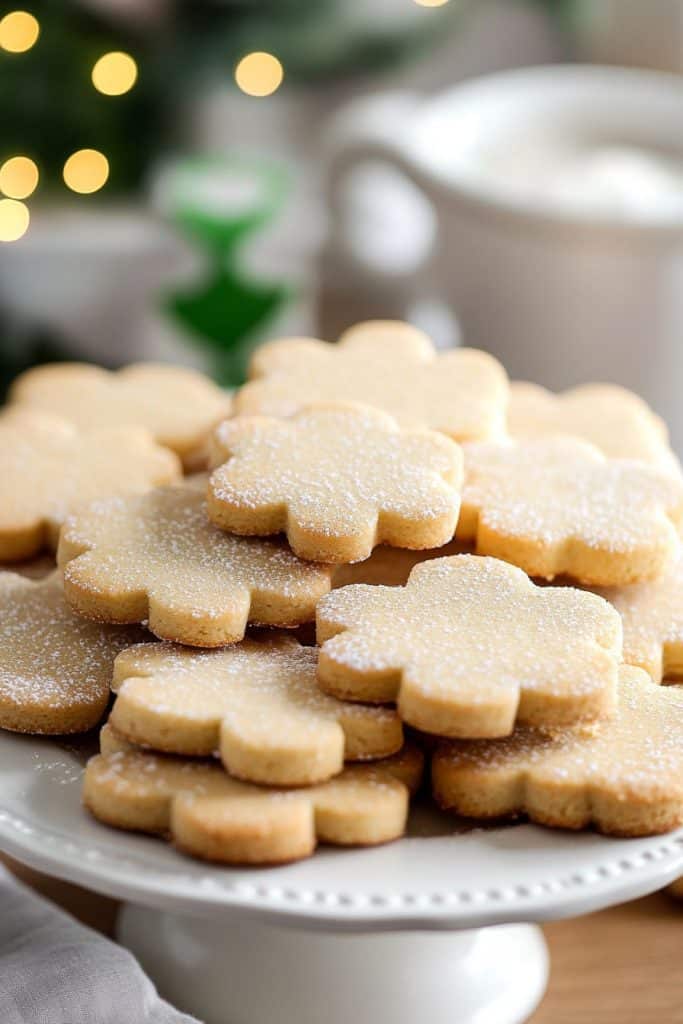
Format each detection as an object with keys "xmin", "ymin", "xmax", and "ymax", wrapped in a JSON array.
[
  {"xmin": 0, "ymin": 10, "xmax": 39, "ymax": 52},
  {"xmin": 92, "ymin": 51, "xmax": 138, "ymax": 96},
  {"xmin": 412, "ymin": 0, "xmax": 450, "ymax": 6},
  {"xmin": 0, "ymin": 199, "xmax": 29, "ymax": 242},
  {"xmin": 63, "ymin": 149, "xmax": 110, "ymax": 194},
  {"xmin": 0, "ymin": 156, "xmax": 39, "ymax": 199},
  {"xmin": 234, "ymin": 52, "xmax": 283, "ymax": 97}
]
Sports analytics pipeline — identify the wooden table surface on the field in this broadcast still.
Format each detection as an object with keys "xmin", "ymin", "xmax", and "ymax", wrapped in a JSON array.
[{"xmin": 3, "ymin": 855, "xmax": 681, "ymax": 1023}]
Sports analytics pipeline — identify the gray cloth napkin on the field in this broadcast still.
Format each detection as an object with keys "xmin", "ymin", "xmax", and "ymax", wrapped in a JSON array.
[{"xmin": 0, "ymin": 866, "xmax": 200, "ymax": 1024}]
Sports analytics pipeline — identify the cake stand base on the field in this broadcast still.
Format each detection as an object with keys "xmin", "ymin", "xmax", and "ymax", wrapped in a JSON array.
[{"xmin": 118, "ymin": 906, "xmax": 549, "ymax": 1024}]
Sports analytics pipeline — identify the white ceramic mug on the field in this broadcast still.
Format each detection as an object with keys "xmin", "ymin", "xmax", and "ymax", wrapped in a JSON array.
[{"xmin": 324, "ymin": 66, "xmax": 683, "ymax": 450}]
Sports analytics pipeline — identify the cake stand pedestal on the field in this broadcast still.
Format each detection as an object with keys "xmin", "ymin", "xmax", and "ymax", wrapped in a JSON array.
[
  {"xmin": 118, "ymin": 910, "xmax": 547, "ymax": 1024},
  {"xmin": 1, "ymin": 732, "xmax": 681, "ymax": 1024}
]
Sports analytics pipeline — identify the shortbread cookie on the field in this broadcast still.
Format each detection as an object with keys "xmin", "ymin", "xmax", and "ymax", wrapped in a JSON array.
[
  {"xmin": 9, "ymin": 362, "xmax": 231, "ymax": 468},
  {"xmin": 84, "ymin": 726, "xmax": 424, "ymax": 864},
  {"xmin": 109, "ymin": 634, "xmax": 402, "ymax": 785},
  {"xmin": 457, "ymin": 438, "xmax": 683, "ymax": 585},
  {"xmin": 0, "ymin": 410, "xmax": 180, "ymax": 562},
  {"xmin": 509, "ymin": 381, "xmax": 679, "ymax": 473},
  {"xmin": 57, "ymin": 481, "xmax": 334, "ymax": 646},
  {"xmin": 594, "ymin": 556, "xmax": 683, "ymax": 683},
  {"xmin": 332, "ymin": 540, "xmax": 470, "ymax": 589},
  {"xmin": 208, "ymin": 403, "xmax": 463, "ymax": 563},
  {"xmin": 317, "ymin": 555, "xmax": 621, "ymax": 737},
  {"xmin": 0, "ymin": 572, "xmax": 146, "ymax": 734},
  {"xmin": 432, "ymin": 668, "xmax": 683, "ymax": 837},
  {"xmin": 236, "ymin": 321, "xmax": 508, "ymax": 442}
]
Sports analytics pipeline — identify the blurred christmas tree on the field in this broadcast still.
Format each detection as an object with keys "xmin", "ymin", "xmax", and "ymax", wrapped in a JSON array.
[
  {"xmin": 0, "ymin": 0, "xmax": 465, "ymax": 196},
  {"xmin": 168, "ymin": 0, "xmax": 464, "ymax": 85},
  {"xmin": 0, "ymin": 0, "xmax": 568, "ymax": 389},
  {"xmin": 0, "ymin": 2, "xmax": 164, "ymax": 194}
]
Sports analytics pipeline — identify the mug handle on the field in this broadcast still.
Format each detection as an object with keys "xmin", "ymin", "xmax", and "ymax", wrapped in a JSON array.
[{"xmin": 323, "ymin": 91, "xmax": 437, "ymax": 278}]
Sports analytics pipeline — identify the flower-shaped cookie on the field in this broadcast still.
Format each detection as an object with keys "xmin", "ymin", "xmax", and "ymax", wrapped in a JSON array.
[
  {"xmin": 509, "ymin": 381, "xmax": 679, "ymax": 473},
  {"xmin": 0, "ymin": 572, "xmax": 146, "ymax": 735},
  {"xmin": 316, "ymin": 555, "xmax": 622, "ymax": 738},
  {"xmin": 0, "ymin": 410, "xmax": 180, "ymax": 562},
  {"xmin": 235, "ymin": 320, "xmax": 508, "ymax": 442},
  {"xmin": 84, "ymin": 725, "xmax": 424, "ymax": 864},
  {"xmin": 594, "ymin": 556, "xmax": 683, "ymax": 683},
  {"xmin": 432, "ymin": 667, "xmax": 683, "ymax": 837},
  {"xmin": 9, "ymin": 362, "xmax": 231, "ymax": 468},
  {"xmin": 208, "ymin": 403, "xmax": 463, "ymax": 563},
  {"xmin": 457, "ymin": 438, "xmax": 683, "ymax": 585},
  {"xmin": 57, "ymin": 481, "xmax": 334, "ymax": 647},
  {"xmin": 110, "ymin": 634, "xmax": 402, "ymax": 785}
]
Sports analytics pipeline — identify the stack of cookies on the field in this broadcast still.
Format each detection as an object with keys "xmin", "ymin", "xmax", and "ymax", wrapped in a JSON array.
[{"xmin": 1, "ymin": 321, "xmax": 683, "ymax": 866}]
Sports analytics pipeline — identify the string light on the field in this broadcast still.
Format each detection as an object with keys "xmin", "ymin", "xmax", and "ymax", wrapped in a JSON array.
[
  {"xmin": 63, "ymin": 149, "xmax": 109, "ymax": 194},
  {"xmin": 234, "ymin": 52, "xmax": 283, "ymax": 97},
  {"xmin": 0, "ymin": 199, "xmax": 29, "ymax": 242},
  {"xmin": 91, "ymin": 51, "xmax": 138, "ymax": 96},
  {"xmin": 0, "ymin": 10, "xmax": 39, "ymax": 52},
  {"xmin": 0, "ymin": 156, "xmax": 39, "ymax": 199}
]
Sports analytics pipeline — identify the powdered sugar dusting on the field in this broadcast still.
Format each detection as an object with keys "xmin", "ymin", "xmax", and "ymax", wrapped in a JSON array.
[
  {"xmin": 88, "ymin": 742, "xmax": 411, "ymax": 814},
  {"xmin": 0, "ymin": 412, "xmax": 179, "ymax": 553},
  {"xmin": 210, "ymin": 404, "xmax": 462, "ymax": 542},
  {"xmin": 436, "ymin": 668, "xmax": 683, "ymax": 793},
  {"xmin": 236, "ymin": 324, "xmax": 508, "ymax": 442},
  {"xmin": 460, "ymin": 437, "xmax": 683, "ymax": 553},
  {"xmin": 59, "ymin": 482, "xmax": 333, "ymax": 634},
  {"xmin": 0, "ymin": 571, "xmax": 145, "ymax": 723},
  {"xmin": 594, "ymin": 553, "xmax": 683, "ymax": 681},
  {"xmin": 112, "ymin": 634, "xmax": 393, "ymax": 749},
  {"xmin": 10, "ymin": 362, "xmax": 231, "ymax": 456},
  {"xmin": 508, "ymin": 381, "xmax": 680, "ymax": 472},
  {"xmin": 319, "ymin": 554, "xmax": 621, "ymax": 709}
]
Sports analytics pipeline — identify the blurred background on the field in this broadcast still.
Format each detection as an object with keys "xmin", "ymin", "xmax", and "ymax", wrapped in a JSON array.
[{"xmin": 0, "ymin": 0, "xmax": 682, "ymax": 440}]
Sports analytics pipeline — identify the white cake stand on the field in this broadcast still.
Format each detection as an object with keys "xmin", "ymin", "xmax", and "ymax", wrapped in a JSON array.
[{"xmin": 1, "ymin": 732, "xmax": 681, "ymax": 1024}]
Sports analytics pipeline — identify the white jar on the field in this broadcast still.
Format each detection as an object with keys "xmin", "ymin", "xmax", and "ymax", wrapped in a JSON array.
[{"xmin": 324, "ymin": 66, "xmax": 683, "ymax": 450}]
